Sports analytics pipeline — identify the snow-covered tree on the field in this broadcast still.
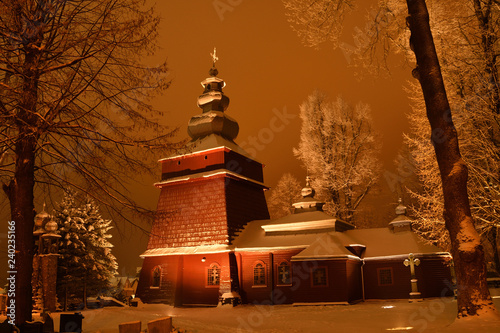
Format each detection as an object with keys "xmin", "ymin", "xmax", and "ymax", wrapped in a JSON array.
[
  {"xmin": 267, "ymin": 173, "xmax": 302, "ymax": 219},
  {"xmin": 294, "ymin": 91, "xmax": 380, "ymax": 224},
  {"xmin": 283, "ymin": 0, "xmax": 499, "ymax": 320},
  {"xmin": 399, "ymin": 0, "xmax": 500, "ymax": 274},
  {"xmin": 55, "ymin": 190, "xmax": 118, "ymax": 309}
]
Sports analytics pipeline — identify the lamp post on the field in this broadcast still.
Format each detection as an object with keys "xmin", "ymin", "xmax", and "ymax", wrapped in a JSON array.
[{"xmin": 404, "ymin": 253, "xmax": 422, "ymax": 302}]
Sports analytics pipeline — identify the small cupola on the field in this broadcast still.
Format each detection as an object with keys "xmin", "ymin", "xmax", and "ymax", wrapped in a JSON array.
[
  {"xmin": 187, "ymin": 48, "xmax": 239, "ymax": 141},
  {"xmin": 292, "ymin": 176, "xmax": 325, "ymax": 213},
  {"xmin": 389, "ymin": 198, "xmax": 412, "ymax": 232}
]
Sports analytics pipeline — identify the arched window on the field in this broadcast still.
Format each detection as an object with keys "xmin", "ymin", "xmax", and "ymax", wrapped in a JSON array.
[
  {"xmin": 277, "ymin": 261, "xmax": 291, "ymax": 285},
  {"xmin": 151, "ymin": 266, "xmax": 161, "ymax": 288},
  {"xmin": 253, "ymin": 261, "xmax": 266, "ymax": 286},
  {"xmin": 207, "ymin": 263, "xmax": 221, "ymax": 286}
]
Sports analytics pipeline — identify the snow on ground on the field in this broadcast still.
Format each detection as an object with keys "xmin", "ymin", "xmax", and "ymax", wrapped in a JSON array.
[{"xmin": 40, "ymin": 292, "xmax": 500, "ymax": 333}]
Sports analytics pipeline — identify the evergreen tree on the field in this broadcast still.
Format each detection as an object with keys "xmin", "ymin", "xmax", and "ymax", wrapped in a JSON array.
[{"xmin": 55, "ymin": 190, "xmax": 118, "ymax": 308}]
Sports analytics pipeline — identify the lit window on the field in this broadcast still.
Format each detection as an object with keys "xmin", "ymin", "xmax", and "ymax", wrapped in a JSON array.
[
  {"xmin": 253, "ymin": 262, "xmax": 266, "ymax": 286},
  {"xmin": 207, "ymin": 263, "xmax": 221, "ymax": 286},
  {"xmin": 151, "ymin": 266, "xmax": 161, "ymax": 287},
  {"xmin": 277, "ymin": 261, "xmax": 291, "ymax": 285},
  {"xmin": 378, "ymin": 267, "xmax": 393, "ymax": 286},
  {"xmin": 311, "ymin": 267, "xmax": 328, "ymax": 287}
]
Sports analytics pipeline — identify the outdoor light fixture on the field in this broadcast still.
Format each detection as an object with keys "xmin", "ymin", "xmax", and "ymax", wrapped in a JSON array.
[{"xmin": 201, "ymin": 257, "xmax": 206, "ymax": 262}]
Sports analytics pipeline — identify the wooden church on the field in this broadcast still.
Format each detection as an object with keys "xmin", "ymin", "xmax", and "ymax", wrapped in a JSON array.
[{"xmin": 136, "ymin": 56, "xmax": 454, "ymax": 306}]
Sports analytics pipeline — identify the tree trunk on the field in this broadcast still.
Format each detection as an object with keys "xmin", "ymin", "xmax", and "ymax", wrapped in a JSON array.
[
  {"xmin": 4, "ymin": 136, "xmax": 36, "ymax": 325},
  {"xmin": 2, "ymin": 18, "xmax": 42, "ymax": 323},
  {"xmin": 405, "ymin": 0, "xmax": 496, "ymax": 317}
]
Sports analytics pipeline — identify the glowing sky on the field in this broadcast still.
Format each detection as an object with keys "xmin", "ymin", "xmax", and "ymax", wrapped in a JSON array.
[{"xmin": 112, "ymin": 0, "xmax": 417, "ymax": 276}]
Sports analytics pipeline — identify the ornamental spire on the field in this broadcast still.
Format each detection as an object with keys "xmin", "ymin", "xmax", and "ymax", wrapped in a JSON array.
[
  {"xmin": 187, "ymin": 49, "xmax": 239, "ymax": 141},
  {"xmin": 301, "ymin": 176, "xmax": 315, "ymax": 198},
  {"xmin": 209, "ymin": 47, "xmax": 219, "ymax": 77}
]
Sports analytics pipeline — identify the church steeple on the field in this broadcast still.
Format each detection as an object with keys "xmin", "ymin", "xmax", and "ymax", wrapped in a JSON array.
[
  {"xmin": 389, "ymin": 198, "xmax": 412, "ymax": 232},
  {"xmin": 187, "ymin": 48, "xmax": 239, "ymax": 141},
  {"xmin": 292, "ymin": 176, "xmax": 325, "ymax": 213}
]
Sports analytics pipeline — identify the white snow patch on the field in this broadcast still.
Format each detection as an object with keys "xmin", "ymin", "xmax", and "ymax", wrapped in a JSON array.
[{"xmin": 11, "ymin": 294, "xmax": 499, "ymax": 333}]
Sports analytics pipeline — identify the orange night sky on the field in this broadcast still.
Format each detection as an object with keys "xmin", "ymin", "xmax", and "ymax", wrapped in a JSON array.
[{"xmin": 113, "ymin": 0, "xmax": 418, "ymax": 276}]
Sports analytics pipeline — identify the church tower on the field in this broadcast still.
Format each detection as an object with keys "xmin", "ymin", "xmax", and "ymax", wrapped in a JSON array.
[{"xmin": 136, "ymin": 50, "xmax": 270, "ymax": 305}]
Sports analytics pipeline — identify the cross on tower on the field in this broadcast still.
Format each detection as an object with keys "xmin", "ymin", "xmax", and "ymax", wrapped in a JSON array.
[{"xmin": 211, "ymin": 47, "xmax": 218, "ymax": 67}]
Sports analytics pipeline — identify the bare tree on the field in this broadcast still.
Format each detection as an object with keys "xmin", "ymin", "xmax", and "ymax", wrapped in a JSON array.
[
  {"xmin": 283, "ymin": 0, "xmax": 499, "ymax": 319},
  {"xmin": 0, "ymin": 0, "xmax": 180, "ymax": 325},
  {"xmin": 267, "ymin": 173, "xmax": 302, "ymax": 219},
  {"xmin": 294, "ymin": 91, "xmax": 380, "ymax": 225}
]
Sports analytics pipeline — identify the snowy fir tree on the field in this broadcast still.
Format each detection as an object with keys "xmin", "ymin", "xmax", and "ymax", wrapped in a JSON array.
[
  {"xmin": 267, "ymin": 173, "xmax": 302, "ymax": 219},
  {"xmin": 55, "ymin": 190, "xmax": 118, "ymax": 308},
  {"xmin": 294, "ymin": 91, "xmax": 381, "ymax": 225}
]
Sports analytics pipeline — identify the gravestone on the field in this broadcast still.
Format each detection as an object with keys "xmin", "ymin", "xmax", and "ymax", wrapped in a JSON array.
[
  {"xmin": 147, "ymin": 317, "xmax": 172, "ymax": 333},
  {"xmin": 118, "ymin": 321, "xmax": 141, "ymax": 333},
  {"xmin": 42, "ymin": 312, "xmax": 54, "ymax": 333},
  {"xmin": 59, "ymin": 313, "xmax": 84, "ymax": 333}
]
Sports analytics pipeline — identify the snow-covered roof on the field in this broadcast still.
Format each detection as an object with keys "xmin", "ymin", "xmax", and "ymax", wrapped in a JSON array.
[
  {"xmin": 291, "ymin": 233, "xmax": 361, "ymax": 261},
  {"xmin": 232, "ymin": 218, "xmax": 319, "ymax": 251},
  {"xmin": 154, "ymin": 168, "xmax": 267, "ymax": 188},
  {"xmin": 232, "ymin": 212, "xmax": 447, "ymax": 260},
  {"xmin": 166, "ymin": 133, "xmax": 259, "ymax": 162},
  {"xmin": 141, "ymin": 244, "xmax": 231, "ymax": 258},
  {"xmin": 342, "ymin": 228, "xmax": 445, "ymax": 258}
]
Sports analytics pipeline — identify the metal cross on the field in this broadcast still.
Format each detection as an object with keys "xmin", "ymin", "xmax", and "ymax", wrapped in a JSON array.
[
  {"xmin": 211, "ymin": 47, "xmax": 218, "ymax": 67},
  {"xmin": 404, "ymin": 253, "xmax": 420, "ymax": 275},
  {"xmin": 404, "ymin": 253, "xmax": 422, "ymax": 300}
]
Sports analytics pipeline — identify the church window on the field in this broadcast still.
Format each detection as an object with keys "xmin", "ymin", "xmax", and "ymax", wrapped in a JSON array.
[
  {"xmin": 151, "ymin": 266, "xmax": 161, "ymax": 288},
  {"xmin": 253, "ymin": 262, "xmax": 266, "ymax": 286},
  {"xmin": 277, "ymin": 261, "xmax": 292, "ymax": 285},
  {"xmin": 311, "ymin": 267, "xmax": 328, "ymax": 287},
  {"xmin": 378, "ymin": 267, "xmax": 393, "ymax": 286},
  {"xmin": 207, "ymin": 263, "xmax": 221, "ymax": 286}
]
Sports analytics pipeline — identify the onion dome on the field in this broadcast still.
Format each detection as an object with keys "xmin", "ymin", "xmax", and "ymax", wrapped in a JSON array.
[
  {"xmin": 188, "ymin": 48, "xmax": 239, "ymax": 141},
  {"xmin": 301, "ymin": 176, "xmax": 316, "ymax": 198},
  {"xmin": 389, "ymin": 198, "xmax": 412, "ymax": 232},
  {"xmin": 395, "ymin": 198, "xmax": 407, "ymax": 215},
  {"xmin": 293, "ymin": 176, "xmax": 325, "ymax": 213},
  {"xmin": 44, "ymin": 219, "xmax": 58, "ymax": 233},
  {"xmin": 34, "ymin": 203, "xmax": 50, "ymax": 229}
]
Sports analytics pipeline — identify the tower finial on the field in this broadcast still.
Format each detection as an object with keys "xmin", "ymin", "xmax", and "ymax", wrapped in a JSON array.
[
  {"xmin": 301, "ymin": 176, "xmax": 315, "ymax": 198},
  {"xmin": 210, "ymin": 47, "xmax": 218, "ymax": 67}
]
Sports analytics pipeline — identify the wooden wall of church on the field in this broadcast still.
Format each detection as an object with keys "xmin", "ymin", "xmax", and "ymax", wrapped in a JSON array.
[
  {"xmin": 363, "ymin": 259, "xmax": 411, "ymax": 299},
  {"xmin": 346, "ymin": 260, "xmax": 363, "ymax": 302},
  {"xmin": 290, "ymin": 259, "xmax": 350, "ymax": 304},
  {"xmin": 363, "ymin": 255, "xmax": 453, "ymax": 300},
  {"xmin": 136, "ymin": 256, "xmax": 183, "ymax": 304},
  {"xmin": 237, "ymin": 249, "xmax": 302, "ymax": 305},
  {"xmin": 137, "ymin": 253, "xmax": 236, "ymax": 306},
  {"xmin": 181, "ymin": 253, "xmax": 229, "ymax": 306},
  {"xmin": 415, "ymin": 256, "xmax": 454, "ymax": 298}
]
